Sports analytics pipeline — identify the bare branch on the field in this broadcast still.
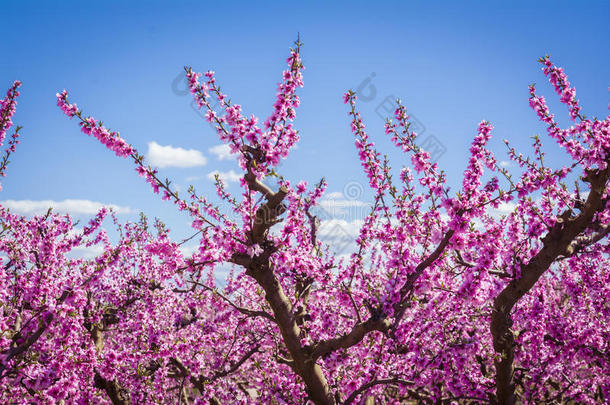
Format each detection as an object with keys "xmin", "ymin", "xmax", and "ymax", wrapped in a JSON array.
[
  {"xmin": 191, "ymin": 280, "xmax": 275, "ymax": 322},
  {"xmin": 310, "ymin": 317, "xmax": 391, "ymax": 361},
  {"xmin": 343, "ymin": 377, "xmax": 413, "ymax": 405},
  {"xmin": 94, "ymin": 373, "xmax": 131, "ymax": 405}
]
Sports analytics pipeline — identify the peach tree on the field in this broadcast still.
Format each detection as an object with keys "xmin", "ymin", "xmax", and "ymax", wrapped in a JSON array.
[{"xmin": 1, "ymin": 39, "xmax": 608, "ymax": 404}]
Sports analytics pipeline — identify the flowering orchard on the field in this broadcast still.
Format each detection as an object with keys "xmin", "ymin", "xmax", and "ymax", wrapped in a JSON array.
[{"xmin": 1, "ymin": 39, "xmax": 609, "ymax": 404}]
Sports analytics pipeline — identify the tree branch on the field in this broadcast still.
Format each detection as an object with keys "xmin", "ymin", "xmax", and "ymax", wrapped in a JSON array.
[
  {"xmin": 491, "ymin": 166, "xmax": 609, "ymax": 405},
  {"xmin": 94, "ymin": 373, "xmax": 130, "ymax": 405},
  {"xmin": 310, "ymin": 317, "xmax": 390, "ymax": 361},
  {"xmin": 343, "ymin": 377, "xmax": 412, "ymax": 405}
]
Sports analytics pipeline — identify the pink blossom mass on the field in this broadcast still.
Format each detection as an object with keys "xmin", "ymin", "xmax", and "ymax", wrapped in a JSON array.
[{"xmin": 1, "ymin": 38, "xmax": 609, "ymax": 405}]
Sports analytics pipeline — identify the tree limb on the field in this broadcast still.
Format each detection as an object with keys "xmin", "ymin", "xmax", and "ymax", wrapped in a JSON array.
[{"xmin": 491, "ymin": 166, "xmax": 609, "ymax": 405}]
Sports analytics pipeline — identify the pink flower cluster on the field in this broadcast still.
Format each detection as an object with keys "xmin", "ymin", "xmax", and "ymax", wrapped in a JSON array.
[
  {"xmin": 0, "ymin": 81, "xmax": 23, "ymax": 189},
  {"xmin": 345, "ymin": 90, "xmax": 387, "ymax": 194},
  {"xmin": 529, "ymin": 58, "xmax": 610, "ymax": 170},
  {"xmin": 56, "ymin": 91, "xmax": 134, "ymax": 158},
  {"xmin": 0, "ymin": 48, "xmax": 607, "ymax": 404},
  {"xmin": 540, "ymin": 56, "xmax": 581, "ymax": 120},
  {"xmin": 186, "ymin": 47, "xmax": 303, "ymax": 178},
  {"xmin": 0, "ymin": 81, "xmax": 21, "ymax": 147}
]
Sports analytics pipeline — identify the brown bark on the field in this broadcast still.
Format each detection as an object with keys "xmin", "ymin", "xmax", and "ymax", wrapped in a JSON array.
[
  {"xmin": 311, "ymin": 317, "xmax": 390, "ymax": 361},
  {"xmin": 235, "ymin": 171, "xmax": 336, "ymax": 404},
  {"xmin": 491, "ymin": 167, "xmax": 608, "ymax": 404},
  {"xmin": 248, "ymin": 260, "xmax": 335, "ymax": 404},
  {"xmin": 94, "ymin": 373, "xmax": 131, "ymax": 405}
]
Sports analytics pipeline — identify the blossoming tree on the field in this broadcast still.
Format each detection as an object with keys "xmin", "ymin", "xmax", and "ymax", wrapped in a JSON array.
[{"xmin": 1, "ymin": 39, "xmax": 608, "ymax": 404}]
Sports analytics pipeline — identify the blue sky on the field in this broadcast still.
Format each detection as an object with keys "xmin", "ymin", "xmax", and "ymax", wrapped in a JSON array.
[{"xmin": 1, "ymin": 0, "xmax": 609, "ymax": 256}]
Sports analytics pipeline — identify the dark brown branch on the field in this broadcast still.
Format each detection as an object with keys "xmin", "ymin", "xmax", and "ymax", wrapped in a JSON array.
[
  {"xmin": 342, "ymin": 283, "xmax": 362, "ymax": 324},
  {"xmin": 392, "ymin": 228, "xmax": 456, "ymax": 327},
  {"xmin": 190, "ymin": 280, "xmax": 275, "ymax": 322},
  {"xmin": 399, "ymin": 228, "xmax": 455, "ymax": 298},
  {"xmin": 237, "ymin": 157, "xmax": 335, "ymax": 403},
  {"xmin": 455, "ymin": 250, "xmax": 475, "ymax": 268},
  {"xmin": 211, "ymin": 344, "xmax": 261, "ymax": 380},
  {"xmin": 343, "ymin": 377, "xmax": 413, "ymax": 405},
  {"xmin": 491, "ymin": 166, "xmax": 609, "ymax": 405},
  {"xmin": 94, "ymin": 373, "xmax": 130, "ymax": 405},
  {"xmin": 543, "ymin": 333, "xmax": 609, "ymax": 362},
  {"xmin": 310, "ymin": 317, "xmax": 390, "ymax": 361},
  {"xmin": 244, "ymin": 170, "xmax": 274, "ymax": 198},
  {"xmin": 251, "ymin": 186, "xmax": 288, "ymax": 244},
  {"xmin": 247, "ymin": 261, "xmax": 335, "ymax": 404},
  {"xmin": 563, "ymin": 224, "xmax": 609, "ymax": 257},
  {"xmin": 172, "ymin": 344, "xmax": 260, "ymax": 392},
  {"xmin": 0, "ymin": 315, "xmax": 50, "ymax": 375},
  {"xmin": 0, "ymin": 288, "xmax": 76, "ymax": 379}
]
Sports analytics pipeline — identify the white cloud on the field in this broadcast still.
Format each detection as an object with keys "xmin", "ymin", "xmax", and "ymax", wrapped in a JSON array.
[
  {"xmin": 208, "ymin": 144, "xmax": 234, "ymax": 161},
  {"xmin": 318, "ymin": 192, "xmax": 369, "ymax": 217},
  {"xmin": 179, "ymin": 244, "xmax": 199, "ymax": 258},
  {"xmin": 318, "ymin": 219, "xmax": 363, "ymax": 239},
  {"xmin": 185, "ymin": 175, "xmax": 203, "ymax": 182},
  {"xmin": 207, "ymin": 170, "xmax": 241, "ymax": 185},
  {"xmin": 499, "ymin": 160, "xmax": 512, "ymax": 168},
  {"xmin": 317, "ymin": 219, "xmax": 364, "ymax": 256},
  {"xmin": 0, "ymin": 199, "xmax": 132, "ymax": 216},
  {"xmin": 147, "ymin": 141, "xmax": 207, "ymax": 168},
  {"xmin": 489, "ymin": 202, "xmax": 516, "ymax": 219},
  {"xmin": 68, "ymin": 244, "xmax": 105, "ymax": 259},
  {"xmin": 325, "ymin": 191, "xmax": 344, "ymax": 199}
]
